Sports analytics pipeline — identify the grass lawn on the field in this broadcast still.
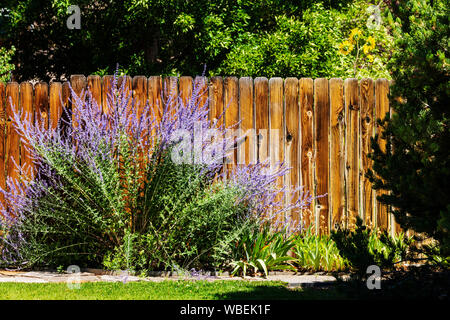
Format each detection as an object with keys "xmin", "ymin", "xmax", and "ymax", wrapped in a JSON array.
[{"xmin": 0, "ymin": 280, "xmax": 346, "ymax": 300}]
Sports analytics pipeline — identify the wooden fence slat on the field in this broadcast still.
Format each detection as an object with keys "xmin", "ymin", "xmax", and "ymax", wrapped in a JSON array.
[
  {"xmin": 49, "ymin": 82, "xmax": 63, "ymax": 130},
  {"xmin": 132, "ymin": 76, "xmax": 148, "ymax": 119},
  {"xmin": 179, "ymin": 76, "xmax": 193, "ymax": 108},
  {"xmin": 19, "ymin": 82, "xmax": 34, "ymax": 181},
  {"xmin": 62, "ymin": 82, "xmax": 71, "ymax": 108},
  {"xmin": 118, "ymin": 76, "xmax": 132, "ymax": 91},
  {"xmin": 300, "ymin": 78, "xmax": 315, "ymax": 230},
  {"xmin": 375, "ymin": 78, "xmax": 390, "ymax": 231},
  {"xmin": 209, "ymin": 77, "xmax": 224, "ymax": 126},
  {"xmin": 194, "ymin": 76, "xmax": 208, "ymax": 111},
  {"xmin": 70, "ymin": 75, "xmax": 87, "ymax": 129},
  {"xmin": 238, "ymin": 77, "xmax": 255, "ymax": 165},
  {"xmin": 101, "ymin": 75, "xmax": 114, "ymax": 114},
  {"xmin": 119, "ymin": 75, "xmax": 133, "ymax": 117},
  {"xmin": 269, "ymin": 78, "xmax": 284, "ymax": 222},
  {"xmin": 87, "ymin": 75, "xmax": 102, "ymax": 109},
  {"xmin": 163, "ymin": 76, "xmax": 178, "ymax": 117},
  {"xmin": 254, "ymin": 78, "xmax": 269, "ymax": 164},
  {"xmin": 35, "ymin": 82, "xmax": 49, "ymax": 130},
  {"xmin": 330, "ymin": 78, "xmax": 346, "ymax": 229},
  {"xmin": 6, "ymin": 82, "xmax": 20, "ymax": 185},
  {"xmin": 193, "ymin": 76, "xmax": 209, "ymax": 164},
  {"xmin": 132, "ymin": 76, "xmax": 149, "ymax": 163},
  {"xmin": 71, "ymin": 75, "xmax": 87, "ymax": 99},
  {"xmin": 269, "ymin": 78, "xmax": 284, "ymax": 168},
  {"xmin": 131, "ymin": 75, "xmax": 149, "ymax": 210},
  {"xmin": 224, "ymin": 77, "xmax": 239, "ymax": 171},
  {"xmin": 59, "ymin": 81, "xmax": 71, "ymax": 140},
  {"xmin": 360, "ymin": 78, "xmax": 375, "ymax": 229},
  {"xmin": 345, "ymin": 79, "xmax": 360, "ymax": 229},
  {"xmin": 148, "ymin": 76, "xmax": 163, "ymax": 122},
  {"xmin": 0, "ymin": 82, "xmax": 6, "ymax": 205},
  {"xmin": 208, "ymin": 77, "xmax": 225, "ymax": 172},
  {"xmin": 284, "ymin": 78, "xmax": 300, "ymax": 222},
  {"xmin": 314, "ymin": 78, "xmax": 330, "ymax": 235},
  {"xmin": 389, "ymin": 83, "xmax": 402, "ymax": 235}
]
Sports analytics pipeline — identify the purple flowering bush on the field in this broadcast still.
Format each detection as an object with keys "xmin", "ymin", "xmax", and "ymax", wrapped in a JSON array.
[{"xmin": 0, "ymin": 71, "xmax": 316, "ymax": 273}]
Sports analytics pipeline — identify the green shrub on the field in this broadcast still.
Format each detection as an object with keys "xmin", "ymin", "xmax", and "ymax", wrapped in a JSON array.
[
  {"xmin": 230, "ymin": 223, "xmax": 296, "ymax": 277},
  {"xmin": 331, "ymin": 217, "xmax": 413, "ymax": 278},
  {"xmin": 368, "ymin": 0, "xmax": 450, "ymax": 261},
  {"xmin": 293, "ymin": 226, "xmax": 347, "ymax": 272},
  {"xmin": 103, "ymin": 177, "xmax": 255, "ymax": 272}
]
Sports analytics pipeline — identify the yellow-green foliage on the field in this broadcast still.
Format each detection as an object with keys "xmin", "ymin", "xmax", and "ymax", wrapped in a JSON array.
[{"xmin": 0, "ymin": 46, "xmax": 15, "ymax": 82}]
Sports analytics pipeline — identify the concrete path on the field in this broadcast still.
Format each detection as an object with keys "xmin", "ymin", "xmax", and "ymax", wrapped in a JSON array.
[{"xmin": 0, "ymin": 270, "xmax": 339, "ymax": 288}]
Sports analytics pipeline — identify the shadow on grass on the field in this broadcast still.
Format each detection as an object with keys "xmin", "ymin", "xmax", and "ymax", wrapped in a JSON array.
[
  {"xmin": 212, "ymin": 284, "xmax": 348, "ymax": 300},
  {"xmin": 214, "ymin": 267, "xmax": 450, "ymax": 300}
]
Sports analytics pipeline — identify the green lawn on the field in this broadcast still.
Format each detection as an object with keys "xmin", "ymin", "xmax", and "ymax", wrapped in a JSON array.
[{"xmin": 0, "ymin": 280, "xmax": 346, "ymax": 300}]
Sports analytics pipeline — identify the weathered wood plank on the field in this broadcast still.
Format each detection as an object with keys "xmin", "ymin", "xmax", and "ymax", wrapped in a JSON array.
[
  {"xmin": 148, "ymin": 76, "xmax": 163, "ymax": 122},
  {"xmin": 330, "ymin": 78, "xmax": 346, "ymax": 230},
  {"xmin": 119, "ymin": 75, "xmax": 133, "ymax": 117},
  {"xmin": 314, "ymin": 78, "xmax": 330, "ymax": 235},
  {"xmin": 208, "ymin": 77, "xmax": 225, "ymax": 171},
  {"xmin": 284, "ymin": 77, "xmax": 300, "ymax": 223},
  {"xmin": 49, "ymin": 82, "xmax": 63, "ymax": 130},
  {"xmin": 132, "ymin": 76, "xmax": 149, "ymax": 164},
  {"xmin": 132, "ymin": 76, "xmax": 148, "ymax": 120},
  {"xmin": 375, "ymin": 78, "xmax": 390, "ymax": 231},
  {"xmin": 269, "ymin": 77, "xmax": 284, "ymax": 168},
  {"xmin": 101, "ymin": 75, "xmax": 114, "ymax": 114},
  {"xmin": 238, "ymin": 77, "xmax": 255, "ymax": 165},
  {"xmin": 35, "ymin": 82, "xmax": 49, "ymax": 130},
  {"xmin": 269, "ymin": 77, "xmax": 284, "ymax": 222},
  {"xmin": 209, "ymin": 77, "xmax": 224, "ymax": 127},
  {"xmin": 345, "ymin": 78, "xmax": 360, "ymax": 229},
  {"xmin": 0, "ymin": 82, "xmax": 6, "ymax": 207},
  {"xmin": 299, "ymin": 78, "xmax": 315, "ymax": 231},
  {"xmin": 224, "ymin": 77, "xmax": 239, "ymax": 172},
  {"xmin": 70, "ymin": 75, "xmax": 87, "ymax": 129},
  {"xmin": 179, "ymin": 76, "xmax": 193, "ymax": 108},
  {"xmin": 87, "ymin": 75, "xmax": 102, "ymax": 109},
  {"xmin": 6, "ymin": 82, "xmax": 21, "ymax": 185},
  {"xmin": 389, "ymin": 87, "xmax": 403, "ymax": 235},
  {"xmin": 194, "ymin": 76, "xmax": 208, "ymax": 111},
  {"xmin": 163, "ymin": 76, "xmax": 178, "ymax": 117},
  {"xmin": 360, "ymin": 78, "xmax": 375, "ymax": 229},
  {"xmin": 59, "ymin": 81, "xmax": 71, "ymax": 140},
  {"xmin": 19, "ymin": 82, "xmax": 34, "ymax": 180},
  {"xmin": 254, "ymin": 78, "xmax": 269, "ymax": 165}
]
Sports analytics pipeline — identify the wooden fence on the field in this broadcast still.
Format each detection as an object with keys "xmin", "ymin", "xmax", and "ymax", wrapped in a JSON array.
[{"xmin": 0, "ymin": 75, "xmax": 399, "ymax": 235}]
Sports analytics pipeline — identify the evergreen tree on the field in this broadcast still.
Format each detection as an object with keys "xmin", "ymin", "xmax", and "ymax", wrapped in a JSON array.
[{"xmin": 368, "ymin": 0, "xmax": 449, "ymax": 258}]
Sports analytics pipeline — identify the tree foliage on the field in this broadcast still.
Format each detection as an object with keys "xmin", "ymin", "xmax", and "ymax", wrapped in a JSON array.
[
  {"xmin": 368, "ymin": 0, "xmax": 449, "ymax": 259},
  {"xmin": 1, "ymin": 0, "xmax": 393, "ymax": 81}
]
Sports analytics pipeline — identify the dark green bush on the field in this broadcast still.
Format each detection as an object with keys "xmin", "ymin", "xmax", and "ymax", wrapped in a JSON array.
[
  {"xmin": 368, "ymin": 0, "xmax": 450, "ymax": 262},
  {"xmin": 331, "ymin": 217, "xmax": 412, "ymax": 278}
]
